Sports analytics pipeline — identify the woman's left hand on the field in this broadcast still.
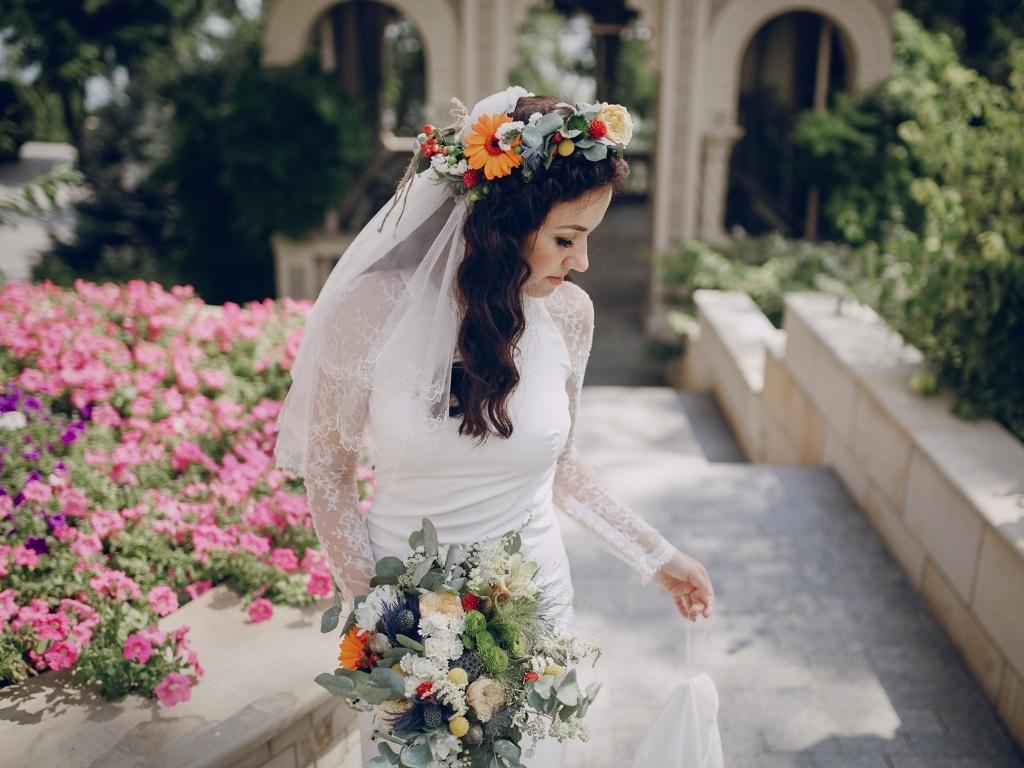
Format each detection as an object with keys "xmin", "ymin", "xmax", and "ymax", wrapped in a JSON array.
[{"xmin": 652, "ymin": 548, "xmax": 715, "ymax": 622}]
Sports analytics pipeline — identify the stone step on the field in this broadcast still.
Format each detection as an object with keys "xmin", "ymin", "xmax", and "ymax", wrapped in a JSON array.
[
  {"xmin": 560, "ymin": 394, "xmax": 1024, "ymax": 766},
  {"xmin": 577, "ymin": 386, "xmax": 745, "ymax": 464}
]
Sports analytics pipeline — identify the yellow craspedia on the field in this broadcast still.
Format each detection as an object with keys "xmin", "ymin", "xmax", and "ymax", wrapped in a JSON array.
[
  {"xmin": 544, "ymin": 663, "xmax": 566, "ymax": 677},
  {"xmin": 449, "ymin": 715, "xmax": 470, "ymax": 737},
  {"xmin": 556, "ymin": 138, "xmax": 575, "ymax": 157},
  {"xmin": 447, "ymin": 667, "xmax": 469, "ymax": 687}
]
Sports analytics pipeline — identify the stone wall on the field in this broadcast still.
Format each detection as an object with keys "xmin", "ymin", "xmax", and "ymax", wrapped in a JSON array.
[{"xmin": 684, "ymin": 289, "xmax": 1024, "ymax": 750}]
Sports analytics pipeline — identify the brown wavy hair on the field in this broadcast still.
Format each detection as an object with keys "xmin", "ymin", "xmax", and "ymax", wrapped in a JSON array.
[{"xmin": 451, "ymin": 94, "xmax": 630, "ymax": 442}]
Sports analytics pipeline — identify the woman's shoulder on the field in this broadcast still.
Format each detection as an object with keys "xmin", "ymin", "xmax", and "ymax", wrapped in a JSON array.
[{"xmin": 543, "ymin": 280, "xmax": 594, "ymax": 331}]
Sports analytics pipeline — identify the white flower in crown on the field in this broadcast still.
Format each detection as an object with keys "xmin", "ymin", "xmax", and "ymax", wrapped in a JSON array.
[{"xmin": 495, "ymin": 120, "xmax": 525, "ymax": 151}]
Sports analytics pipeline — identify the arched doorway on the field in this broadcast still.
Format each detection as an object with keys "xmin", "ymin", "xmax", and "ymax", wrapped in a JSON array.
[{"xmin": 726, "ymin": 11, "xmax": 849, "ymax": 239}]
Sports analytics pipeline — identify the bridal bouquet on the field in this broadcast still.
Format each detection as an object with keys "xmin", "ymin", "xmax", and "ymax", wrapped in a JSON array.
[{"xmin": 316, "ymin": 517, "xmax": 601, "ymax": 768}]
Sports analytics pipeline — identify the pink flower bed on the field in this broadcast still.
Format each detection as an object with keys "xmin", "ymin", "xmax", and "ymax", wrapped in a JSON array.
[{"xmin": 0, "ymin": 279, "xmax": 374, "ymax": 706}]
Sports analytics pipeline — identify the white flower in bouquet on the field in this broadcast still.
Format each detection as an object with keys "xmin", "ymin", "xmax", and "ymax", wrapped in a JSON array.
[
  {"xmin": 466, "ymin": 676, "xmax": 506, "ymax": 722},
  {"xmin": 425, "ymin": 730, "xmax": 463, "ymax": 764},
  {"xmin": 493, "ymin": 552, "xmax": 541, "ymax": 601},
  {"xmin": 355, "ymin": 584, "xmax": 400, "ymax": 631}
]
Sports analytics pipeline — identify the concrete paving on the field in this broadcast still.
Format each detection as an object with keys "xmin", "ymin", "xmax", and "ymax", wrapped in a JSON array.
[{"xmin": 559, "ymin": 385, "xmax": 1024, "ymax": 767}]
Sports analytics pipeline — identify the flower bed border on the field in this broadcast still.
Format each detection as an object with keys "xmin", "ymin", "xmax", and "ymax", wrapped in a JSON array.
[
  {"xmin": 0, "ymin": 584, "xmax": 360, "ymax": 768},
  {"xmin": 681, "ymin": 289, "xmax": 1024, "ymax": 750}
]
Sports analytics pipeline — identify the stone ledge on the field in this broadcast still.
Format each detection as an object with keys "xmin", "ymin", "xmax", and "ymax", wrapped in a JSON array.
[
  {"xmin": 683, "ymin": 288, "xmax": 1024, "ymax": 750},
  {"xmin": 1, "ymin": 585, "xmax": 360, "ymax": 768}
]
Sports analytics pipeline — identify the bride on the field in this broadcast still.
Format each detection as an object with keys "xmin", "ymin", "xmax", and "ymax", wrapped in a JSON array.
[{"xmin": 274, "ymin": 86, "xmax": 715, "ymax": 767}]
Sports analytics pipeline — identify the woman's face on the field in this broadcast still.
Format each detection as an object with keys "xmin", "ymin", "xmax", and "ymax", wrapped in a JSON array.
[{"xmin": 521, "ymin": 185, "xmax": 613, "ymax": 298}]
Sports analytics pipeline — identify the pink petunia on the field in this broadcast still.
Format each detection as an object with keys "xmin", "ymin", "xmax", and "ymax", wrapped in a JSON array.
[
  {"xmin": 238, "ymin": 531, "xmax": 270, "ymax": 557},
  {"xmin": 247, "ymin": 598, "xmax": 273, "ymax": 623},
  {"xmin": 153, "ymin": 672, "xmax": 192, "ymax": 707},
  {"xmin": 268, "ymin": 547, "xmax": 298, "ymax": 572},
  {"xmin": 147, "ymin": 585, "xmax": 179, "ymax": 617},
  {"xmin": 33, "ymin": 612, "xmax": 71, "ymax": 641},
  {"xmin": 123, "ymin": 632, "xmax": 154, "ymax": 663},
  {"xmin": 13, "ymin": 545, "xmax": 39, "ymax": 569},
  {"xmin": 138, "ymin": 625, "xmax": 167, "ymax": 645},
  {"xmin": 22, "ymin": 481, "xmax": 53, "ymax": 503},
  {"xmin": 71, "ymin": 532, "xmax": 103, "ymax": 558},
  {"xmin": 43, "ymin": 641, "xmax": 78, "ymax": 671},
  {"xmin": 307, "ymin": 571, "xmax": 333, "ymax": 598},
  {"xmin": 184, "ymin": 580, "xmax": 213, "ymax": 600}
]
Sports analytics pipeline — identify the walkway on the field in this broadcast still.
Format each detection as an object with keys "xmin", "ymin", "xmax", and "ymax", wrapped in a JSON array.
[{"xmin": 560, "ymin": 386, "xmax": 1024, "ymax": 767}]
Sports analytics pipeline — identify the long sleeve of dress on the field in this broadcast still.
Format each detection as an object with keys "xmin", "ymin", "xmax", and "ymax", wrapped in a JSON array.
[
  {"xmin": 547, "ymin": 282, "xmax": 677, "ymax": 584},
  {"xmin": 292, "ymin": 273, "xmax": 407, "ymax": 609},
  {"xmin": 304, "ymin": 359, "xmax": 375, "ymax": 610}
]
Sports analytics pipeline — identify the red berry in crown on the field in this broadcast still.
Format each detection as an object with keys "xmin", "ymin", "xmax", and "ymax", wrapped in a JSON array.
[
  {"xmin": 462, "ymin": 169, "xmax": 483, "ymax": 189},
  {"xmin": 461, "ymin": 593, "xmax": 480, "ymax": 611},
  {"xmin": 422, "ymin": 123, "xmax": 436, "ymax": 136},
  {"xmin": 550, "ymin": 131, "xmax": 563, "ymax": 143},
  {"xmin": 523, "ymin": 670, "xmax": 540, "ymax": 683},
  {"xmin": 588, "ymin": 119, "xmax": 607, "ymax": 140}
]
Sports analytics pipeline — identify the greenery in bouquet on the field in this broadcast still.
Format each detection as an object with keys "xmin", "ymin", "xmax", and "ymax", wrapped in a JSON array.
[{"xmin": 316, "ymin": 517, "xmax": 601, "ymax": 768}]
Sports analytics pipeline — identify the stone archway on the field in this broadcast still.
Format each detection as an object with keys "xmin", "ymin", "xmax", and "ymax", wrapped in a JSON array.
[
  {"xmin": 261, "ymin": 0, "xmax": 458, "ymax": 124},
  {"xmin": 697, "ymin": 0, "xmax": 893, "ymax": 245}
]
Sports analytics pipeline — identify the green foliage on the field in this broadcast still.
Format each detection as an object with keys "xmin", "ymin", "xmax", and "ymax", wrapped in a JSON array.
[
  {"xmin": 662, "ymin": 233, "xmax": 862, "ymax": 327},
  {"xmin": 160, "ymin": 42, "xmax": 373, "ymax": 304},
  {"xmin": 793, "ymin": 10, "xmax": 1024, "ymax": 440},
  {"xmin": 0, "ymin": 79, "xmax": 34, "ymax": 162}
]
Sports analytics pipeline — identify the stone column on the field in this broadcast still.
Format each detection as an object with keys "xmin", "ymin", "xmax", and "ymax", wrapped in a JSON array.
[{"xmin": 699, "ymin": 123, "xmax": 744, "ymax": 247}]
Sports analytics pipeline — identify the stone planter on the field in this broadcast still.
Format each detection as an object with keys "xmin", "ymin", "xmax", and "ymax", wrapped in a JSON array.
[
  {"xmin": 681, "ymin": 289, "xmax": 1024, "ymax": 750},
  {"xmin": 1, "ymin": 585, "xmax": 361, "ymax": 768}
]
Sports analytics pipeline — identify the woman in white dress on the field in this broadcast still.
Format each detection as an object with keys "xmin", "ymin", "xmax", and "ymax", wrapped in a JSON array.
[{"xmin": 274, "ymin": 87, "xmax": 715, "ymax": 767}]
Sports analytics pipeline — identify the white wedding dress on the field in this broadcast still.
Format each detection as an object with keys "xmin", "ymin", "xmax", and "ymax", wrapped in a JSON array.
[{"xmin": 301, "ymin": 276, "xmax": 677, "ymax": 767}]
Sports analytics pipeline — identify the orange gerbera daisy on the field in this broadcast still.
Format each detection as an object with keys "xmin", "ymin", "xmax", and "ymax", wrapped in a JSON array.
[
  {"xmin": 338, "ymin": 626, "xmax": 371, "ymax": 670},
  {"xmin": 464, "ymin": 113, "xmax": 523, "ymax": 180}
]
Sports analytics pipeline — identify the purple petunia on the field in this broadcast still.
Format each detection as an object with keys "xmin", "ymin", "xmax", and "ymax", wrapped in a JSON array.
[{"xmin": 25, "ymin": 536, "xmax": 49, "ymax": 555}]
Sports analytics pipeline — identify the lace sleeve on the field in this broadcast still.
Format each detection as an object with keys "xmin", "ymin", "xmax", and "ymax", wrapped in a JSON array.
[
  {"xmin": 284, "ymin": 272, "xmax": 407, "ymax": 609},
  {"xmin": 546, "ymin": 282, "xmax": 677, "ymax": 584},
  {"xmin": 304, "ymin": 358, "xmax": 375, "ymax": 610}
]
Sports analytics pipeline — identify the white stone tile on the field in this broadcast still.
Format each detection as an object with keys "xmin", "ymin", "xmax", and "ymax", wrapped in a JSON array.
[
  {"xmin": 920, "ymin": 560, "xmax": 1005, "ymax": 701},
  {"xmin": 903, "ymin": 450, "xmax": 983, "ymax": 604},
  {"xmin": 973, "ymin": 527, "xmax": 1024, "ymax": 675},
  {"xmin": 863, "ymin": 485, "xmax": 927, "ymax": 590},
  {"xmin": 851, "ymin": 387, "xmax": 913, "ymax": 510}
]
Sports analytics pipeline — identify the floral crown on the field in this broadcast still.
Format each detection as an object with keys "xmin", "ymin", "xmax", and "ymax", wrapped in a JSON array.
[{"xmin": 412, "ymin": 96, "xmax": 634, "ymax": 202}]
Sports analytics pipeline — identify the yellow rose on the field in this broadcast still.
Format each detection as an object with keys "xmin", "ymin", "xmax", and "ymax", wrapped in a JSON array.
[{"xmin": 597, "ymin": 103, "xmax": 633, "ymax": 146}]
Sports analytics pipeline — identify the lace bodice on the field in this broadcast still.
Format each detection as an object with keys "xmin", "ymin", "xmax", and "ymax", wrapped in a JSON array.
[{"xmin": 299, "ymin": 278, "xmax": 675, "ymax": 608}]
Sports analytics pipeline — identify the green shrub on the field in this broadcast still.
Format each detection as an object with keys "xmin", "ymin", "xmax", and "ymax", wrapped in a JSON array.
[{"xmin": 794, "ymin": 10, "xmax": 1024, "ymax": 440}]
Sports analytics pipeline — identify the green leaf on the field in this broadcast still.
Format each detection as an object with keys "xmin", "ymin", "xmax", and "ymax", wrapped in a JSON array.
[
  {"xmin": 396, "ymin": 634, "xmax": 424, "ymax": 652},
  {"xmin": 320, "ymin": 604, "xmax": 342, "ymax": 633},
  {"xmin": 411, "ymin": 557, "xmax": 433, "ymax": 585},
  {"xmin": 400, "ymin": 742, "xmax": 433, "ymax": 767},
  {"xmin": 314, "ymin": 671, "xmax": 355, "ymax": 696},
  {"xmin": 581, "ymin": 142, "xmax": 608, "ymax": 161},
  {"xmin": 493, "ymin": 739, "xmax": 520, "ymax": 760},
  {"xmin": 371, "ymin": 666, "xmax": 408, "ymax": 697},
  {"xmin": 376, "ymin": 556, "xmax": 406, "ymax": 580},
  {"xmin": 555, "ymin": 669, "xmax": 580, "ymax": 706},
  {"xmin": 421, "ymin": 518, "xmax": 438, "ymax": 559}
]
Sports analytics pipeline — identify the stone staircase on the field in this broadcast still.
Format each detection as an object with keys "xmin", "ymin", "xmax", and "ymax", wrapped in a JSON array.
[{"xmin": 560, "ymin": 386, "xmax": 1024, "ymax": 768}]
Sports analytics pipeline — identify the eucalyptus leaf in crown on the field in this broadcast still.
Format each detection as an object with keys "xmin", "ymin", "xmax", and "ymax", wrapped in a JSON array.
[
  {"xmin": 413, "ymin": 96, "xmax": 635, "ymax": 203},
  {"xmin": 315, "ymin": 514, "xmax": 602, "ymax": 768}
]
